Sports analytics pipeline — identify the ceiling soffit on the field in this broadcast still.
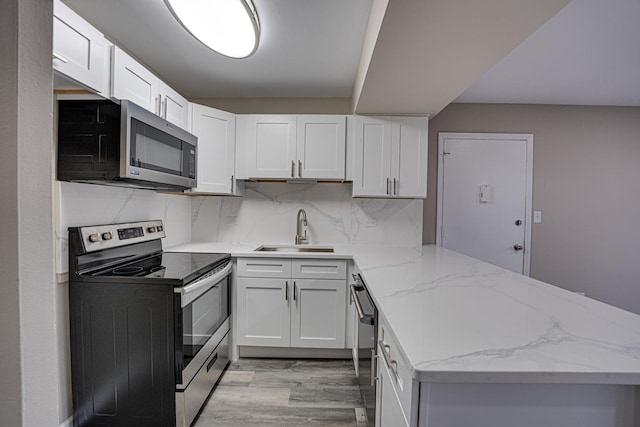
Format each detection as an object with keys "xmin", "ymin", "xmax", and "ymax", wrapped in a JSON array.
[{"xmin": 353, "ymin": 0, "xmax": 572, "ymax": 115}]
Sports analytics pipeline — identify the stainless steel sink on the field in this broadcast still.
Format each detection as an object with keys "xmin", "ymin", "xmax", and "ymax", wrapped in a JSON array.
[{"xmin": 254, "ymin": 245, "xmax": 334, "ymax": 253}]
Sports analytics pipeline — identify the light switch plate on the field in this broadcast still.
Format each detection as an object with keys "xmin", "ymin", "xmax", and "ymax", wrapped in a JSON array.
[{"xmin": 533, "ymin": 211, "xmax": 542, "ymax": 224}]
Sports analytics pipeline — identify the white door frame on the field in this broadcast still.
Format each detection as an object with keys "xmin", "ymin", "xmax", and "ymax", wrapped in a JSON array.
[{"xmin": 436, "ymin": 133, "xmax": 534, "ymax": 276}]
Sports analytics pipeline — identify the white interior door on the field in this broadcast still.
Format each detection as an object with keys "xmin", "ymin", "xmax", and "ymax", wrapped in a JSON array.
[{"xmin": 437, "ymin": 133, "xmax": 532, "ymax": 275}]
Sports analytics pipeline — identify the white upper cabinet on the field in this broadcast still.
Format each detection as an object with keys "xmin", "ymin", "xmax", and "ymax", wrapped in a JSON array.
[
  {"xmin": 237, "ymin": 115, "xmax": 297, "ymax": 179},
  {"xmin": 296, "ymin": 116, "xmax": 347, "ymax": 179},
  {"xmin": 159, "ymin": 81, "xmax": 189, "ymax": 130},
  {"xmin": 111, "ymin": 47, "xmax": 188, "ymax": 129},
  {"xmin": 187, "ymin": 103, "xmax": 242, "ymax": 195},
  {"xmin": 353, "ymin": 116, "xmax": 392, "ymax": 197},
  {"xmin": 53, "ymin": 0, "xmax": 108, "ymax": 94},
  {"xmin": 352, "ymin": 116, "xmax": 428, "ymax": 198},
  {"xmin": 237, "ymin": 115, "xmax": 346, "ymax": 180}
]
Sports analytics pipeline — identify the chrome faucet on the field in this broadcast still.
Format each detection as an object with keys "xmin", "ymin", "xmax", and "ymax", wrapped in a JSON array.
[{"xmin": 295, "ymin": 209, "xmax": 308, "ymax": 245}]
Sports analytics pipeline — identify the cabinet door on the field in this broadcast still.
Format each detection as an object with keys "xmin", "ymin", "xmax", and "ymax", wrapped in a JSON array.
[
  {"xmin": 353, "ymin": 116, "xmax": 393, "ymax": 197},
  {"xmin": 376, "ymin": 348, "xmax": 410, "ymax": 427},
  {"xmin": 290, "ymin": 279, "xmax": 346, "ymax": 349},
  {"xmin": 296, "ymin": 116, "xmax": 346, "ymax": 179},
  {"xmin": 159, "ymin": 81, "xmax": 188, "ymax": 129},
  {"xmin": 236, "ymin": 278, "xmax": 291, "ymax": 347},
  {"xmin": 70, "ymin": 283, "xmax": 175, "ymax": 426},
  {"xmin": 111, "ymin": 46, "xmax": 160, "ymax": 115},
  {"xmin": 391, "ymin": 117, "xmax": 428, "ymax": 198},
  {"xmin": 189, "ymin": 104, "xmax": 237, "ymax": 194},
  {"xmin": 239, "ymin": 115, "xmax": 297, "ymax": 179},
  {"xmin": 53, "ymin": 0, "xmax": 107, "ymax": 93}
]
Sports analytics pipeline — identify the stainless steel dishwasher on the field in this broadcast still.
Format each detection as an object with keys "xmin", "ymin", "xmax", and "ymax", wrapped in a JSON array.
[{"xmin": 350, "ymin": 274, "xmax": 378, "ymax": 426}]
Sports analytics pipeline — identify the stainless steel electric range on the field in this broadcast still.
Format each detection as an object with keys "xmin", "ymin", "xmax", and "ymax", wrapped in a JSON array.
[{"xmin": 68, "ymin": 220, "xmax": 231, "ymax": 427}]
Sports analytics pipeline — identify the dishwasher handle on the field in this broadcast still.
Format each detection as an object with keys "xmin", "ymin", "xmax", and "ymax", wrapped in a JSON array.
[{"xmin": 350, "ymin": 284, "xmax": 375, "ymax": 325}]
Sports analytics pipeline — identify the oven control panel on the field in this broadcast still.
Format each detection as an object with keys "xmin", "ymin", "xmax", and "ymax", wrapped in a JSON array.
[{"xmin": 79, "ymin": 220, "xmax": 165, "ymax": 252}]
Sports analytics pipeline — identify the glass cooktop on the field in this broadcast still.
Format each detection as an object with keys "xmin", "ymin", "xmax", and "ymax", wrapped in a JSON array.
[{"xmin": 91, "ymin": 251, "xmax": 229, "ymax": 283}]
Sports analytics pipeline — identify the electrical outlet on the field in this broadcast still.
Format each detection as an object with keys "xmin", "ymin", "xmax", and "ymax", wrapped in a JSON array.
[{"xmin": 365, "ymin": 218, "xmax": 377, "ymax": 227}]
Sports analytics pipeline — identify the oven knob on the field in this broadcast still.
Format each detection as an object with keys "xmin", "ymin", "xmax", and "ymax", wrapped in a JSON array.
[
  {"xmin": 147, "ymin": 226, "xmax": 157, "ymax": 233},
  {"xmin": 102, "ymin": 232, "xmax": 113, "ymax": 241},
  {"xmin": 88, "ymin": 233, "xmax": 101, "ymax": 243}
]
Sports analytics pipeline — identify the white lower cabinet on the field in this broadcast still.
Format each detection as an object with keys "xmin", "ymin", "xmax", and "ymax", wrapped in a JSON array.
[
  {"xmin": 290, "ymin": 279, "xmax": 346, "ymax": 348},
  {"xmin": 378, "ymin": 349, "xmax": 410, "ymax": 427},
  {"xmin": 377, "ymin": 316, "xmax": 419, "ymax": 427},
  {"xmin": 236, "ymin": 258, "xmax": 347, "ymax": 349},
  {"xmin": 236, "ymin": 277, "xmax": 290, "ymax": 347}
]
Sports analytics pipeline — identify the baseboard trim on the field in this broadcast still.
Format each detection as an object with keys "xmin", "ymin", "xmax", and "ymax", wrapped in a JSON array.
[
  {"xmin": 59, "ymin": 415, "xmax": 72, "ymax": 427},
  {"xmin": 239, "ymin": 346, "xmax": 351, "ymax": 359}
]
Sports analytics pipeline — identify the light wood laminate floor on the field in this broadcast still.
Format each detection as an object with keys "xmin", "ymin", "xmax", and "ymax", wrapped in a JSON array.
[{"xmin": 194, "ymin": 359, "xmax": 367, "ymax": 427}]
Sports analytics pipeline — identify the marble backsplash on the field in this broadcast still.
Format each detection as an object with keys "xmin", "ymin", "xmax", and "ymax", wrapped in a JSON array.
[
  {"xmin": 56, "ymin": 181, "xmax": 424, "ymax": 275},
  {"xmin": 191, "ymin": 182, "xmax": 423, "ymax": 247},
  {"xmin": 56, "ymin": 181, "xmax": 192, "ymax": 275}
]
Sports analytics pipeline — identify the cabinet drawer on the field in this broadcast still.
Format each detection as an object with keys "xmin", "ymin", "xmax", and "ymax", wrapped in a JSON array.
[
  {"xmin": 237, "ymin": 258, "xmax": 291, "ymax": 278},
  {"xmin": 379, "ymin": 319, "xmax": 415, "ymax": 422},
  {"xmin": 292, "ymin": 259, "xmax": 346, "ymax": 280}
]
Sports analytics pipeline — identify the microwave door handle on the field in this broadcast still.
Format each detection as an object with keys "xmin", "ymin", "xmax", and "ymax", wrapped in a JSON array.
[{"xmin": 177, "ymin": 261, "xmax": 232, "ymax": 307}]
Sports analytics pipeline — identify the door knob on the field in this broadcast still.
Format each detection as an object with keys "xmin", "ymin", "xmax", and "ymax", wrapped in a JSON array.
[
  {"xmin": 513, "ymin": 244, "xmax": 524, "ymax": 251},
  {"xmin": 515, "ymin": 220, "xmax": 522, "ymax": 226}
]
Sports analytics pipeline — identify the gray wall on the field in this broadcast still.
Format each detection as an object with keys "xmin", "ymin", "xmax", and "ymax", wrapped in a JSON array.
[
  {"xmin": 424, "ymin": 103, "xmax": 640, "ymax": 315},
  {"xmin": 191, "ymin": 97, "xmax": 352, "ymax": 114},
  {"xmin": 0, "ymin": 0, "xmax": 59, "ymax": 425}
]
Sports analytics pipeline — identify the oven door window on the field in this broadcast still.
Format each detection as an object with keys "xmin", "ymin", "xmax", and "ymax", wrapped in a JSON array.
[
  {"xmin": 130, "ymin": 118, "xmax": 184, "ymax": 176},
  {"xmin": 181, "ymin": 276, "xmax": 229, "ymax": 367}
]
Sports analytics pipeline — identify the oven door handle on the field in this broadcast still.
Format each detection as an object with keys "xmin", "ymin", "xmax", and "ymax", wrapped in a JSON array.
[{"xmin": 177, "ymin": 261, "xmax": 232, "ymax": 308}]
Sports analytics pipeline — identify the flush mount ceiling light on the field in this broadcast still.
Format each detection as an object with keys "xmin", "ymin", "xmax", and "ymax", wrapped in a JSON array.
[{"xmin": 165, "ymin": 0, "xmax": 260, "ymax": 59}]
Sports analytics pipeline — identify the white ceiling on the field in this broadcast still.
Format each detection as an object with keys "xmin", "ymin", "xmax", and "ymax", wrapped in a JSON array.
[
  {"xmin": 63, "ymin": 0, "xmax": 373, "ymax": 99},
  {"xmin": 62, "ymin": 0, "xmax": 640, "ymax": 110},
  {"xmin": 455, "ymin": 0, "xmax": 640, "ymax": 106}
]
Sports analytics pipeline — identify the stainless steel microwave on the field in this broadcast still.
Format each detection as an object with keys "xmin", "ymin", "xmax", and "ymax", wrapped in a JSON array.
[{"xmin": 57, "ymin": 99, "xmax": 197, "ymax": 190}]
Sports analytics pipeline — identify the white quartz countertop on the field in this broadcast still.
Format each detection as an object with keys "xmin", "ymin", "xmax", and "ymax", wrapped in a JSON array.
[{"xmin": 167, "ymin": 242, "xmax": 640, "ymax": 384}]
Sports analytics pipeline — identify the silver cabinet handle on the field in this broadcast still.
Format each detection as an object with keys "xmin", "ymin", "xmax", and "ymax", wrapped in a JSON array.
[
  {"xmin": 386, "ymin": 178, "xmax": 390, "ymax": 195},
  {"xmin": 155, "ymin": 96, "xmax": 161, "ymax": 116},
  {"xmin": 52, "ymin": 52, "xmax": 68, "ymax": 63},
  {"xmin": 285, "ymin": 281, "xmax": 289, "ymax": 301},
  {"xmin": 298, "ymin": 160, "xmax": 302, "ymax": 178},
  {"xmin": 291, "ymin": 160, "xmax": 295, "ymax": 178},
  {"xmin": 379, "ymin": 340, "xmax": 399, "ymax": 378},
  {"xmin": 293, "ymin": 281, "xmax": 297, "ymax": 301},
  {"xmin": 162, "ymin": 97, "xmax": 168, "ymax": 119},
  {"xmin": 230, "ymin": 175, "xmax": 234, "ymax": 193},
  {"xmin": 371, "ymin": 349, "xmax": 379, "ymax": 386},
  {"xmin": 393, "ymin": 178, "xmax": 397, "ymax": 195}
]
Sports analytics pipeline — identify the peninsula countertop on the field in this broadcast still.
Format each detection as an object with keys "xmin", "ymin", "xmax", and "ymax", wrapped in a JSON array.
[{"xmin": 167, "ymin": 242, "xmax": 640, "ymax": 385}]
